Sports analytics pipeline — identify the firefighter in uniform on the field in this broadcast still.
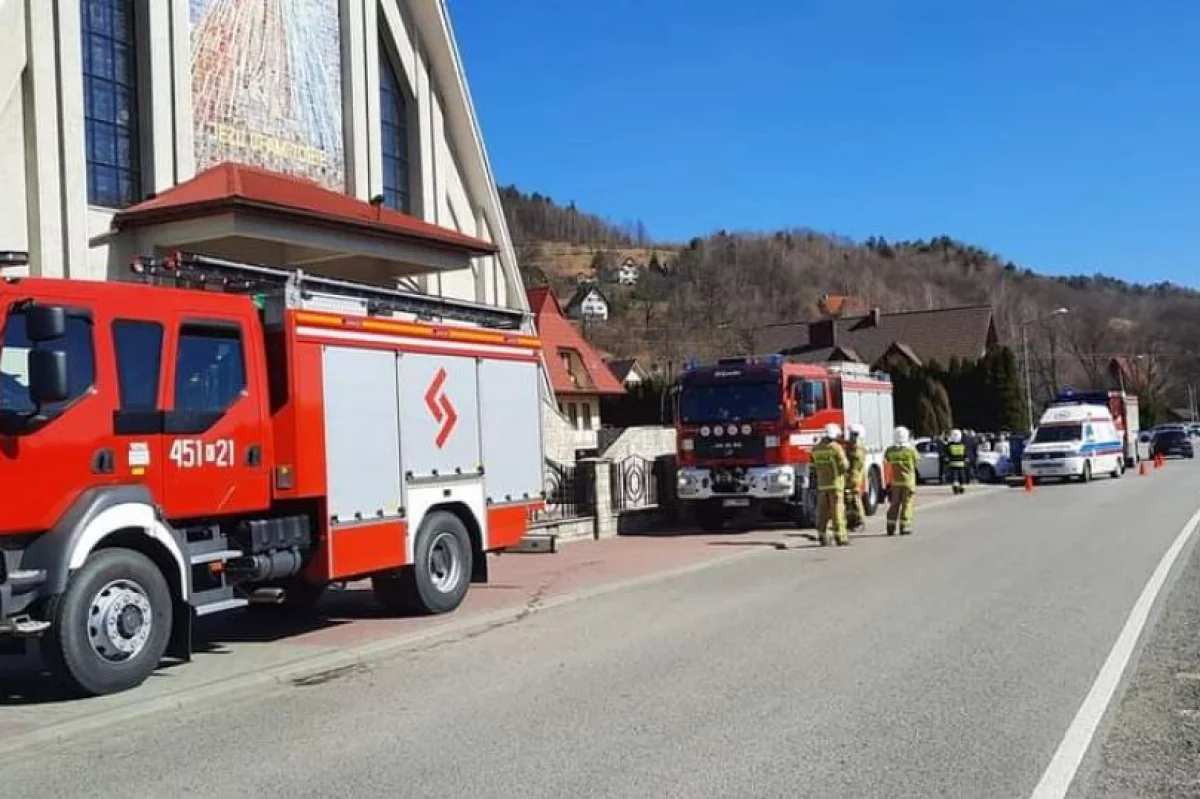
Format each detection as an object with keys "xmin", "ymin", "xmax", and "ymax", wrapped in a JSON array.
[
  {"xmin": 812, "ymin": 423, "xmax": 850, "ymax": 547},
  {"xmin": 885, "ymin": 426, "xmax": 919, "ymax": 536},
  {"xmin": 844, "ymin": 422, "xmax": 868, "ymax": 533},
  {"xmin": 946, "ymin": 428, "xmax": 969, "ymax": 495}
]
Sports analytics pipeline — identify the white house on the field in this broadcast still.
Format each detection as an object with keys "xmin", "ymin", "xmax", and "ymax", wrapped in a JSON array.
[
  {"xmin": 617, "ymin": 257, "xmax": 641, "ymax": 286},
  {"xmin": 0, "ymin": 0, "xmax": 525, "ymax": 318},
  {"xmin": 563, "ymin": 284, "xmax": 610, "ymax": 322}
]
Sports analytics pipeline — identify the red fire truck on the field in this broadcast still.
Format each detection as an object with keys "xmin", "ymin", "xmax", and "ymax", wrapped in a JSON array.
[
  {"xmin": 0, "ymin": 252, "xmax": 545, "ymax": 695},
  {"xmin": 675, "ymin": 355, "xmax": 894, "ymax": 531}
]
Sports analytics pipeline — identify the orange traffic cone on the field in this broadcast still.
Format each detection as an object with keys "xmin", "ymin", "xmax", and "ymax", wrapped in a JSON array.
[
  {"xmin": 1156, "ymin": 453, "xmax": 1165, "ymax": 469},
  {"xmin": 1139, "ymin": 459, "xmax": 1148, "ymax": 476},
  {"xmin": 1024, "ymin": 473, "xmax": 1034, "ymax": 492}
]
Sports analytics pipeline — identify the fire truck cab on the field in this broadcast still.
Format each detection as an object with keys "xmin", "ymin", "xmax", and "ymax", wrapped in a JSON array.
[
  {"xmin": 674, "ymin": 355, "xmax": 894, "ymax": 531},
  {"xmin": 0, "ymin": 253, "xmax": 544, "ymax": 696}
]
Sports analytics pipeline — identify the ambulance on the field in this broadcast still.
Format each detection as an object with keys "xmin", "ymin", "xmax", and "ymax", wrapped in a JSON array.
[{"xmin": 1021, "ymin": 400, "xmax": 1125, "ymax": 484}]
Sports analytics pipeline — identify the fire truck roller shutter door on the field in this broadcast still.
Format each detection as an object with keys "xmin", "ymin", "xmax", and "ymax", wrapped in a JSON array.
[
  {"xmin": 398, "ymin": 354, "xmax": 483, "ymax": 482},
  {"xmin": 477, "ymin": 359, "xmax": 544, "ymax": 547},
  {"xmin": 321, "ymin": 346, "xmax": 405, "ymax": 525},
  {"xmin": 398, "ymin": 353, "xmax": 486, "ymax": 565},
  {"xmin": 22, "ymin": 485, "xmax": 189, "ymax": 603},
  {"xmin": 844, "ymin": 389, "xmax": 862, "ymax": 436},
  {"xmin": 320, "ymin": 346, "xmax": 407, "ymax": 578}
]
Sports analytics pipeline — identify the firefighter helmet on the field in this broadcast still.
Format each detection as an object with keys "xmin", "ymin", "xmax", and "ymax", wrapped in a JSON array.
[
  {"xmin": 823, "ymin": 423, "xmax": 842, "ymax": 441},
  {"xmin": 894, "ymin": 426, "xmax": 911, "ymax": 445}
]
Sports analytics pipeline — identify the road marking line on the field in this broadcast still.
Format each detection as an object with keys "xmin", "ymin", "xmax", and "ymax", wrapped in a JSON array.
[{"xmin": 1030, "ymin": 502, "xmax": 1200, "ymax": 799}]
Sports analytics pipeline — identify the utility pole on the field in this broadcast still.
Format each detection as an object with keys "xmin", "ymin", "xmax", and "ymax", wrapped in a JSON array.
[
  {"xmin": 1022, "ymin": 324, "xmax": 1034, "ymax": 432},
  {"xmin": 1019, "ymin": 307, "xmax": 1069, "ymax": 433}
]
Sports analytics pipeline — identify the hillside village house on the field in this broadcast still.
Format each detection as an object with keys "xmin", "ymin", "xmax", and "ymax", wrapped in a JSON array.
[
  {"xmin": 527, "ymin": 287, "xmax": 625, "ymax": 454},
  {"xmin": 2, "ymin": 0, "xmax": 526, "ymax": 316},
  {"xmin": 617, "ymin": 257, "xmax": 641, "ymax": 285},
  {"xmin": 605, "ymin": 357, "xmax": 650, "ymax": 388},
  {"xmin": 758, "ymin": 305, "xmax": 999, "ymax": 369},
  {"xmin": 563, "ymin": 284, "xmax": 610, "ymax": 322}
]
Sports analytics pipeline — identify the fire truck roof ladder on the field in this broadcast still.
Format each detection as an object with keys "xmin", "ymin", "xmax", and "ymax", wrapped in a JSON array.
[{"xmin": 131, "ymin": 252, "xmax": 527, "ymax": 330}]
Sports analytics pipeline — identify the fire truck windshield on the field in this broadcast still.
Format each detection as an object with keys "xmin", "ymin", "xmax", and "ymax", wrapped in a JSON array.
[{"xmin": 680, "ymin": 381, "xmax": 782, "ymax": 424}]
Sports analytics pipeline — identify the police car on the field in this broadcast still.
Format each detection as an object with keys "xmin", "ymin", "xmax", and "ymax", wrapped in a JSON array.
[{"xmin": 1021, "ymin": 402, "xmax": 1125, "ymax": 483}]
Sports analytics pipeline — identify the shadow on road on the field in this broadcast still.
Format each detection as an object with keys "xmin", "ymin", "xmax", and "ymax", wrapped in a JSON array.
[{"xmin": 0, "ymin": 586, "xmax": 433, "ymax": 706}]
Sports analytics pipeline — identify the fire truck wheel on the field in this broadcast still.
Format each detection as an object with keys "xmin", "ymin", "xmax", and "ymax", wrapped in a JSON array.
[
  {"xmin": 373, "ymin": 511, "xmax": 472, "ymax": 615},
  {"xmin": 42, "ymin": 548, "xmax": 173, "ymax": 697},
  {"xmin": 862, "ymin": 469, "xmax": 882, "ymax": 516}
]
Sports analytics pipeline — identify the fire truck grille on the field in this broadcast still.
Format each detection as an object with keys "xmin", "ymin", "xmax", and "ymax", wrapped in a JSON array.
[{"xmin": 695, "ymin": 436, "xmax": 766, "ymax": 461}]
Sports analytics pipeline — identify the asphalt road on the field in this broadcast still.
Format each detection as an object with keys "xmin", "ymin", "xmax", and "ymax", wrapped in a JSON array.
[{"xmin": 3, "ymin": 463, "xmax": 1198, "ymax": 798}]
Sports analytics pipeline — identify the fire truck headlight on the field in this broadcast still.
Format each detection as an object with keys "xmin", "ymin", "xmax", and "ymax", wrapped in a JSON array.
[
  {"xmin": 765, "ymin": 435, "xmax": 781, "ymax": 448},
  {"xmin": 726, "ymin": 424, "xmax": 739, "ymax": 436},
  {"xmin": 681, "ymin": 438, "xmax": 695, "ymax": 452},
  {"xmin": 700, "ymin": 425, "xmax": 711, "ymax": 437},
  {"xmin": 740, "ymin": 424, "xmax": 752, "ymax": 435}
]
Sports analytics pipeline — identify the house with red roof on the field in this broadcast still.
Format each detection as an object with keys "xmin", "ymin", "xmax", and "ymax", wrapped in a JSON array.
[{"xmin": 527, "ymin": 287, "xmax": 625, "ymax": 452}]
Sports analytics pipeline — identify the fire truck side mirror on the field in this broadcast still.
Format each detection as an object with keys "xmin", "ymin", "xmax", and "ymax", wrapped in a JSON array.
[
  {"xmin": 29, "ymin": 349, "xmax": 68, "ymax": 406},
  {"xmin": 25, "ymin": 303, "xmax": 66, "ymax": 343}
]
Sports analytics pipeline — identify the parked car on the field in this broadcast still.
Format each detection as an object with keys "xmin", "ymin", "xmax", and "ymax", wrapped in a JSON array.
[
  {"xmin": 1153, "ymin": 428, "xmax": 1195, "ymax": 459},
  {"xmin": 974, "ymin": 448, "xmax": 1013, "ymax": 483},
  {"xmin": 913, "ymin": 438, "xmax": 944, "ymax": 483}
]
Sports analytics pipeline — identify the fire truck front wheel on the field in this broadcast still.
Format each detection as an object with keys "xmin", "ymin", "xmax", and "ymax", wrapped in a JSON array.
[
  {"xmin": 42, "ymin": 548, "xmax": 173, "ymax": 697},
  {"xmin": 372, "ymin": 511, "xmax": 473, "ymax": 616}
]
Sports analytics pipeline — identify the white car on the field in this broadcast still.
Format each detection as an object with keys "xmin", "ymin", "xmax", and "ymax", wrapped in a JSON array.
[
  {"xmin": 912, "ymin": 437, "xmax": 1012, "ymax": 484},
  {"xmin": 913, "ymin": 438, "xmax": 944, "ymax": 483}
]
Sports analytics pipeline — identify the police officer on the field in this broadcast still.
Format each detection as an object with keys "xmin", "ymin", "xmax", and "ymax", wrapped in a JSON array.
[
  {"xmin": 812, "ymin": 423, "xmax": 850, "ymax": 547},
  {"xmin": 844, "ymin": 422, "xmax": 868, "ymax": 533},
  {"xmin": 946, "ymin": 429, "xmax": 968, "ymax": 494},
  {"xmin": 885, "ymin": 426, "xmax": 919, "ymax": 535}
]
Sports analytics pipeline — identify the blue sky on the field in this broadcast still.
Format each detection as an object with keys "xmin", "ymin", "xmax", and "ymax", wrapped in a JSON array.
[{"xmin": 451, "ymin": 1, "xmax": 1199, "ymax": 285}]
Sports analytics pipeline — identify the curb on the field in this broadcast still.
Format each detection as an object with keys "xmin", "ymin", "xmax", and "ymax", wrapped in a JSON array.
[{"xmin": 0, "ymin": 545, "xmax": 764, "ymax": 761}]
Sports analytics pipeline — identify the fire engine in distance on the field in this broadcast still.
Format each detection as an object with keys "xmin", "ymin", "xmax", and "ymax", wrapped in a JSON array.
[{"xmin": 674, "ymin": 355, "xmax": 894, "ymax": 531}]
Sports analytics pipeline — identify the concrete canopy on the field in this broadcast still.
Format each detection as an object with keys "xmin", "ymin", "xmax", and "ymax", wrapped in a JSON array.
[{"xmin": 107, "ymin": 162, "xmax": 497, "ymax": 286}]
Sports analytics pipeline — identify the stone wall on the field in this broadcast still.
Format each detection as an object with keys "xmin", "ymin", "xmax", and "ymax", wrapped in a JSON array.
[{"xmin": 599, "ymin": 425, "xmax": 677, "ymax": 462}]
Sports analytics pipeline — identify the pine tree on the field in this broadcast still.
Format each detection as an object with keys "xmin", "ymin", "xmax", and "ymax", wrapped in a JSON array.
[
  {"xmin": 917, "ymin": 396, "xmax": 940, "ymax": 437},
  {"xmin": 931, "ymin": 381, "xmax": 954, "ymax": 431},
  {"xmin": 984, "ymin": 347, "xmax": 1026, "ymax": 431}
]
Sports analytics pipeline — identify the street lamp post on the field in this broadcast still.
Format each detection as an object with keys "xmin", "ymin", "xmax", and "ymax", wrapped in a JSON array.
[{"xmin": 1020, "ymin": 307, "xmax": 1069, "ymax": 432}]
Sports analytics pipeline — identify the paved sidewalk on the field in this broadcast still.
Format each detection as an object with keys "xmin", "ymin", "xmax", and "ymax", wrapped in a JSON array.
[{"xmin": 0, "ymin": 484, "xmax": 993, "ymax": 755}]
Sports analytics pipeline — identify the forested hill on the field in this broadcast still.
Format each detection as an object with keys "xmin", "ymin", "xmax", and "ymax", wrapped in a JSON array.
[{"xmin": 499, "ymin": 187, "xmax": 1200, "ymax": 417}]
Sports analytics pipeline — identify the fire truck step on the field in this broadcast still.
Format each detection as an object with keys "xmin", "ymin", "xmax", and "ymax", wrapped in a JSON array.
[
  {"xmin": 3, "ymin": 616, "xmax": 51, "ymax": 636},
  {"xmin": 194, "ymin": 598, "xmax": 250, "ymax": 617},
  {"xmin": 248, "ymin": 587, "xmax": 286, "ymax": 604}
]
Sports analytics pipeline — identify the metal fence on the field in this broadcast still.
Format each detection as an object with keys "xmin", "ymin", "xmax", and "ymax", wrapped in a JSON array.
[
  {"xmin": 610, "ymin": 455, "xmax": 662, "ymax": 511},
  {"xmin": 529, "ymin": 460, "xmax": 596, "ymax": 524}
]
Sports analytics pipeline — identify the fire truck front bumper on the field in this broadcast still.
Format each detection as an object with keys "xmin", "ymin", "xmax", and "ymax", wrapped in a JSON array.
[{"xmin": 676, "ymin": 465, "xmax": 802, "ymax": 503}]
